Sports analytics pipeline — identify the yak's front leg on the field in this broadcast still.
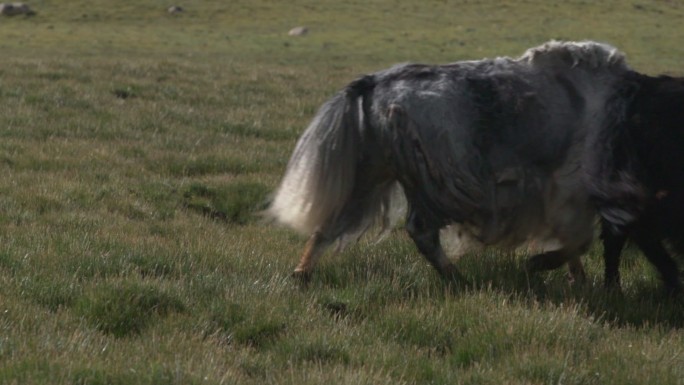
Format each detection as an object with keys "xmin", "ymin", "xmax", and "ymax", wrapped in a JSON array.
[
  {"xmin": 526, "ymin": 242, "xmax": 589, "ymax": 284},
  {"xmin": 630, "ymin": 224, "xmax": 682, "ymax": 296},
  {"xmin": 405, "ymin": 208, "xmax": 466, "ymax": 282},
  {"xmin": 600, "ymin": 220, "xmax": 627, "ymax": 290}
]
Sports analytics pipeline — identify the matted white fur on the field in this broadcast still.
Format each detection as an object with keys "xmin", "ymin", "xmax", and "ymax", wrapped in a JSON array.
[
  {"xmin": 519, "ymin": 40, "xmax": 627, "ymax": 69},
  {"xmin": 269, "ymin": 150, "xmax": 319, "ymax": 233},
  {"xmin": 269, "ymin": 92, "xmax": 364, "ymax": 235}
]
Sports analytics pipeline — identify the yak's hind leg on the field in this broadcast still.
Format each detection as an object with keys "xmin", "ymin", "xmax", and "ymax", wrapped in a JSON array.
[
  {"xmin": 291, "ymin": 186, "xmax": 392, "ymax": 282},
  {"xmin": 292, "ymin": 159, "xmax": 397, "ymax": 282},
  {"xmin": 405, "ymin": 207, "xmax": 466, "ymax": 282},
  {"xmin": 293, "ymin": 231, "xmax": 333, "ymax": 282}
]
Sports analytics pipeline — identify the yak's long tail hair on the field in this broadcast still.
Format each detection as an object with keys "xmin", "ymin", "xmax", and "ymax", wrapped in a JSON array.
[{"xmin": 269, "ymin": 76, "xmax": 404, "ymax": 241}]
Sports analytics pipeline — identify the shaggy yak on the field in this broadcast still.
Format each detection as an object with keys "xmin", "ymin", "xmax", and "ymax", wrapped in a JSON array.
[
  {"xmin": 587, "ymin": 71, "xmax": 684, "ymax": 295},
  {"xmin": 269, "ymin": 40, "xmax": 652, "ymax": 285}
]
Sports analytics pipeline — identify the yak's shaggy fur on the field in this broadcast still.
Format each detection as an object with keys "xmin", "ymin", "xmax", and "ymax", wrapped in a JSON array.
[{"xmin": 270, "ymin": 40, "xmax": 632, "ymax": 282}]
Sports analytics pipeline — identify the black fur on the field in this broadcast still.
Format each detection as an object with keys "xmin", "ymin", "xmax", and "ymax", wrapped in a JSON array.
[{"xmin": 587, "ymin": 72, "xmax": 684, "ymax": 294}]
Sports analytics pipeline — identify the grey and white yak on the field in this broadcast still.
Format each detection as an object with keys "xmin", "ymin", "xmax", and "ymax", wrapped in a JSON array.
[{"xmin": 269, "ymin": 40, "xmax": 631, "ymax": 284}]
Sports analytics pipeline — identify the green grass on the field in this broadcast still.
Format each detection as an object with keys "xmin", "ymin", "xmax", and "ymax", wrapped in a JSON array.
[
  {"xmin": 75, "ymin": 282, "xmax": 186, "ymax": 337},
  {"xmin": 1, "ymin": 0, "xmax": 684, "ymax": 384}
]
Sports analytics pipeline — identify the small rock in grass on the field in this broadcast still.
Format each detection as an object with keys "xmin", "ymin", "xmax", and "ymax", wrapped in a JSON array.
[
  {"xmin": 168, "ymin": 5, "xmax": 184, "ymax": 15},
  {"xmin": 288, "ymin": 26, "xmax": 308, "ymax": 37}
]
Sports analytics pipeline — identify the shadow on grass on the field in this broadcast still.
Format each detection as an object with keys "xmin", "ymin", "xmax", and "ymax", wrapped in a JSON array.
[
  {"xmin": 294, "ymin": 237, "xmax": 684, "ymax": 329},
  {"xmin": 452, "ymin": 251, "xmax": 684, "ymax": 329},
  {"xmin": 205, "ymin": 302, "xmax": 287, "ymax": 349},
  {"xmin": 182, "ymin": 181, "xmax": 270, "ymax": 224},
  {"xmin": 76, "ymin": 283, "xmax": 186, "ymax": 337}
]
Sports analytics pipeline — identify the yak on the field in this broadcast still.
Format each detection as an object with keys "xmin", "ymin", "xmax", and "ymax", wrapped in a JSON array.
[
  {"xmin": 587, "ymin": 72, "xmax": 684, "ymax": 295},
  {"xmin": 269, "ymin": 40, "xmax": 635, "ymax": 284}
]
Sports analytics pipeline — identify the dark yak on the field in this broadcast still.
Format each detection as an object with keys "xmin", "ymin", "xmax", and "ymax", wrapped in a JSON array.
[
  {"xmin": 587, "ymin": 72, "xmax": 684, "ymax": 295},
  {"xmin": 269, "ymin": 40, "xmax": 632, "ymax": 284}
]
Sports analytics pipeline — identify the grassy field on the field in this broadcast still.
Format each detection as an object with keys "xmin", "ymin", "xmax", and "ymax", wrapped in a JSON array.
[{"xmin": 1, "ymin": 0, "xmax": 684, "ymax": 384}]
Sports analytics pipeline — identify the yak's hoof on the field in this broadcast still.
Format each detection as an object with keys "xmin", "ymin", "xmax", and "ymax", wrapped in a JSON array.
[
  {"xmin": 665, "ymin": 283, "xmax": 683, "ymax": 299},
  {"xmin": 603, "ymin": 281, "xmax": 624, "ymax": 297},
  {"xmin": 565, "ymin": 271, "xmax": 587, "ymax": 286},
  {"xmin": 439, "ymin": 264, "xmax": 470, "ymax": 287},
  {"xmin": 292, "ymin": 269, "xmax": 312, "ymax": 287}
]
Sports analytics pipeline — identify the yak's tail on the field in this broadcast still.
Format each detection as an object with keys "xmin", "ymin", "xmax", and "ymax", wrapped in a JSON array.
[{"xmin": 269, "ymin": 76, "xmax": 402, "ymax": 238}]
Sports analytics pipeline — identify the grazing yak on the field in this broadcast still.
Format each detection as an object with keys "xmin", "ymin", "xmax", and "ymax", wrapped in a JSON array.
[
  {"xmin": 587, "ymin": 72, "xmax": 684, "ymax": 294},
  {"xmin": 270, "ymin": 39, "xmax": 683, "ymax": 291},
  {"xmin": 269, "ymin": 40, "xmax": 627, "ymax": 283}
]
